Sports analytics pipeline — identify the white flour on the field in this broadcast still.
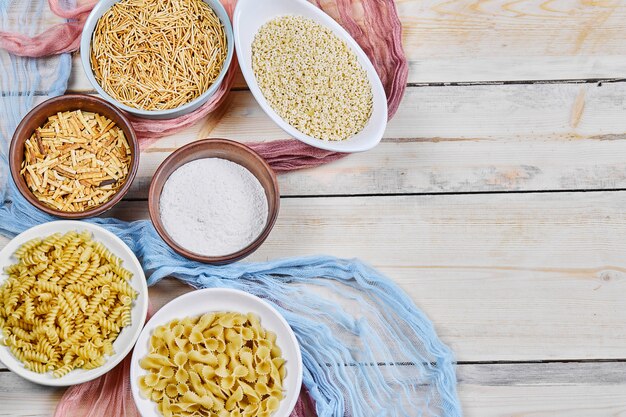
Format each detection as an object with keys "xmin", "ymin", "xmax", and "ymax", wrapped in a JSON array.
[{"xmin": 159, "ymin": 158, "xmax": 269, "ymax": 257}]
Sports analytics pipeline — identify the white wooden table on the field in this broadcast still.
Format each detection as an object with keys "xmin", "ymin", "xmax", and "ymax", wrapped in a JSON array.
[{"xmin": 2, "ymin": 0, "xmax": 626, "ymax": 415}]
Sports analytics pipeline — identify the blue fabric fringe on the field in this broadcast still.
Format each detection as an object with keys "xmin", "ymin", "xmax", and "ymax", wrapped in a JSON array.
[{"xmin": 0, "ymin": 1, "xmax": 462, "ymax": 415}]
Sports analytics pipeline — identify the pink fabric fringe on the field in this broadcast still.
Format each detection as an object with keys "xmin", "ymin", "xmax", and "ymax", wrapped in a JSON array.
[
  {"xmin": 53, "ymin": 353, "xmax": 142, "ymax": 417},
  {"xmin": 53, "ymin": 303, "xmax": 316, "ymax": 417},
  {"xmin": 53, "ymin": 354, "xmax": 316, "ymax": 417},
  {"xmin": 53, "ymin": 304, "xmax": 150, "ymax": 417},
  {"xmin": 248, "ymin": 139, "xmax": 347, "ymax": 173}
]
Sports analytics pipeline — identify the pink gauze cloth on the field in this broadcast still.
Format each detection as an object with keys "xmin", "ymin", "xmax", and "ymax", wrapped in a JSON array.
[
  {"xmin": 0, "ymin": 0, "xmax": 97, "ymax": 57},
  {"xmin": 0, "ymin": 0, "xmax": 408, "ymax": 172},
  {"xmin": 3, "ymin": 1, "xmax": 408, "ymax": 415},
  {"xmin": 52, "ymin": 304, "xmax": 318, "ymax": 417},
  {"xmin": 53, "ymin": 355, "xmax": 318, "ymax": 417}
]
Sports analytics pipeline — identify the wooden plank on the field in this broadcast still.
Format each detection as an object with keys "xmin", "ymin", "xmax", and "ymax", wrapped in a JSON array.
[
  {"xmin": 105, "ymin": 193, "xmax": 626, "ymax": 361},
  {"xmin": 10, "ymin": 82, "xmax": 626, "ymax": 197},
  {"xmin": 1, "ymin": 362, "xmax": 625, "ymax": 416},
  {"xmin": 398, "ymin": 0, "xmax": 626, "ymax": 82},
  {"xmin": 2, "ymin": 192, "xmax": 626, "ymax": 362},
  {"xmin": 107, "ymin": 82, "xmax": 626, "ymax": 197},
  {"xmin": 459, "ymin": 384, "xmax": 626, "ymax": 417},
  {"xmin": 61, "ymin": 0, "xmax": 626, "ymax": 87},
  {"xmin": 68, "ymin": 55, "xmax": 91, "ymax": 94},
  {"xmin": 1, "ymin": 192, "xmax": 621, "ymax": 361},
  {"xmin": 0, "ymin": 372, "xmax": 65, "ymax": 417},
  {"xmin": 135, "ymin": 83, "xmax": 614, "ymax": 144},
  {"xmin": 457, "ymin": 362, "xmax": 626, "ymax": 386}
]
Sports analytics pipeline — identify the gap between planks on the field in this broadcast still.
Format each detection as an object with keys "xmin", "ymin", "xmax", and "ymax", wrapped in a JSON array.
[
  {"xmin": 55, "ymin": 53, "xmax": 626, "ymax": 95},
  {"xmin": 113, "ymin": 188, "xmax": 626, "ymax": 202},
  {"xmin": 1, "ymin": 192, "xmax": 625, "ymax": 362},
  {"xmin": 2, "ymin": 361, "xmax": 626, "ymax": 384},
  {"xmin": 7, "ymin": 0, "xmax": 626, "ymax": 83},
  {"xmin": 59, "ymin": 79, "xmax": 626, "ymax": 98},
  {"xmin": 7, "ymin": 81, "xmax": 626, "ymax": 198}
]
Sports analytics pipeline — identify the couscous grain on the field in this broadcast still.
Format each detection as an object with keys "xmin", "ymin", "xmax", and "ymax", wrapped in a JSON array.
[{"xmin": 252, "ymin": 16, "xmax": 373, "ymax": 141}]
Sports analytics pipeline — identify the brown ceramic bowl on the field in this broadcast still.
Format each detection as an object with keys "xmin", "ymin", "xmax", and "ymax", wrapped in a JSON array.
[
  {"xmin": 9, "ymin": 94, "xmax": 139, "ymax": 219},
  {"xmin": 148, "ymin": 139, "xmax": 280, "ymax": 264}
]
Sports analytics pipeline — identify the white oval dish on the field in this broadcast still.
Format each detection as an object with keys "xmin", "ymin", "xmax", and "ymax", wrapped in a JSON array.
[
  {"xmin": 80, "ymin": 0, "xmax": 234, "ymax": 120},
  {"xmin": 234, "ymin": 0, "xmax": 387, "ymax": 153},
  {"xmin": 130, "ymin": 288, "xmax": 303, "ymax": 417},
  {"xmin": 0, "ymin": 221, "xmax": 149, "ymax": 387}
]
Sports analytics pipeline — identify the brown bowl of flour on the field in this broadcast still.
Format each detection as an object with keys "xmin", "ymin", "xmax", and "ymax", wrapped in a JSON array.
[{"xmin": 148, "ymin": 139, "xmax": 280, "ymax": 264}]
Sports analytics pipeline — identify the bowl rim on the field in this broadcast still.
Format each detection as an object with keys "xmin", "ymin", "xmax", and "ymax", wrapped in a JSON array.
[
  {"xmin": 80, "ymin": 0, "xmax": 235, "ymax": 118},
  {"xmin": 129, "ymin": 287, "xmax": 303, "ymax": 417},
  {"xmin": 0, "ymin": 220, "xmax": 149, "ymax": 387},
  {"xmin": 233, "ymin": 0, "xmax": 388, "ymax": 153},
  {"xmin": 9, "ymin": 94, "xmax": 140, "ymax": 219},
  {"xmin": 148, "ymin": 138, "xmax": 280, "ymax": 264}
]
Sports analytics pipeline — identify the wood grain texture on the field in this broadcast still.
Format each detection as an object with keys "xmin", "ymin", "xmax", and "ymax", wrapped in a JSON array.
[
  {"xmin": 2, "ymin": 361, "xmax": 626, "ymax": 416},
  {"xmin": 0, "ymin": 372, "xmax": 65, "ymax": 417},
  {"xmin": 136, "ymin": 256, "xmax": 626, "ymax": 363},
  {"xmin": 458, "ymin": 362, "xmax": 626, "ymax": 416},
  {"xmin": 61, "ymin": 0, "xmax": 626, "ymax": 86},
  {"xmin": 12, "ymin": 81, "xmax": 623, "ymax": 198},
  {"xmin": 1, "ymin": 192, "xmax": 626, "ymax": 363},
  {"xmin": 459, "ymin": 384, "xmax": 626, "ymax": 417},
  {"xmin": 457, "ymin": 362, "xmax": 626, "ymax": 386},
  {"xmin": 1, "ymin": 192, "xmax": 623, "ymax": 362},
  {"xmin": 136, "ymin": 82, "xmax": 626, "ymax": 143},
  {"xmin": 398, "ymin": 0, "xmax": 626, "ymax": 82},
  {"xmin": 109, "ymin": 194, "xmax": 626, "ymax": 361},
  {"xmin": 138, "ymin": 191, "xmax": 626, "ymax": 360}
]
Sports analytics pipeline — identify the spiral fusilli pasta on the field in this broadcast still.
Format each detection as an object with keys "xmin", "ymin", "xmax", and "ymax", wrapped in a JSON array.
[{"xmin": 0, "ymin": 231, "xmax": 138, "ymax": 377}]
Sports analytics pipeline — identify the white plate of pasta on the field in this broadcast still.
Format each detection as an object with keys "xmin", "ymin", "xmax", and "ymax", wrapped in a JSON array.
[
  {"xmin": 130, "ymin": 288, "xmax": 303, "ymax": 417},
  {"xmin": 0, "ymin": 221, "xmax": 148, "ymax": 386}
]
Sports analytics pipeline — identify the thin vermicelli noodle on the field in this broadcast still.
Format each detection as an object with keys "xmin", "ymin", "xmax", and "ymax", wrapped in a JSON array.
[{"xmin": 90, "ymin": 0, "xmax": 227, "ymax": 111}]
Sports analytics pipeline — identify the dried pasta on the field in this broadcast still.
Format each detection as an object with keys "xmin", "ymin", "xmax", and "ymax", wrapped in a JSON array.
[
  {"xmin": 0, "ymin": 231, "xmax": 137, "ymax": 377},
  {"xmin": 139, "ymin": 312, "xmax": 285, "ymax": 417},
  {"xmin": 90, "ymin": 0, "xmax": 228, "ymax": 111},
  {"xmin": 20, "ymin": 110, "xmax": 131, "ymax": 213}
]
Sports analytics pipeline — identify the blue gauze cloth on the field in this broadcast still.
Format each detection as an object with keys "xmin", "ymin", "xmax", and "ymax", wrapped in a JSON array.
[{"xmin": 0, "ymin": 1, "xmax": 462, "ymax": 416}]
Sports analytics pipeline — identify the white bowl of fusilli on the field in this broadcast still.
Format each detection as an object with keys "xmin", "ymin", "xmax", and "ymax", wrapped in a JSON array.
[{"xmin": 0, "ymin": 221, "xmax": 148, "ymax": 386}]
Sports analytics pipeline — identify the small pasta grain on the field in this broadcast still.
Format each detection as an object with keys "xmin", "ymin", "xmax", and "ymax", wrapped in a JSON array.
[{"xmin": 252, "ymin": 15, "xmax": 373, "ymax": 141}]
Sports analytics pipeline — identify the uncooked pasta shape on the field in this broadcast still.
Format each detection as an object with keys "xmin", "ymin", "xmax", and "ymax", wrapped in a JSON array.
[
  {"xmin": 139, "ymin": 312, "xmax": 285, "ymax": 417},
  {"xmin": 0, "ymin": 231, "xmax": 137, "ymax": 377}
]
